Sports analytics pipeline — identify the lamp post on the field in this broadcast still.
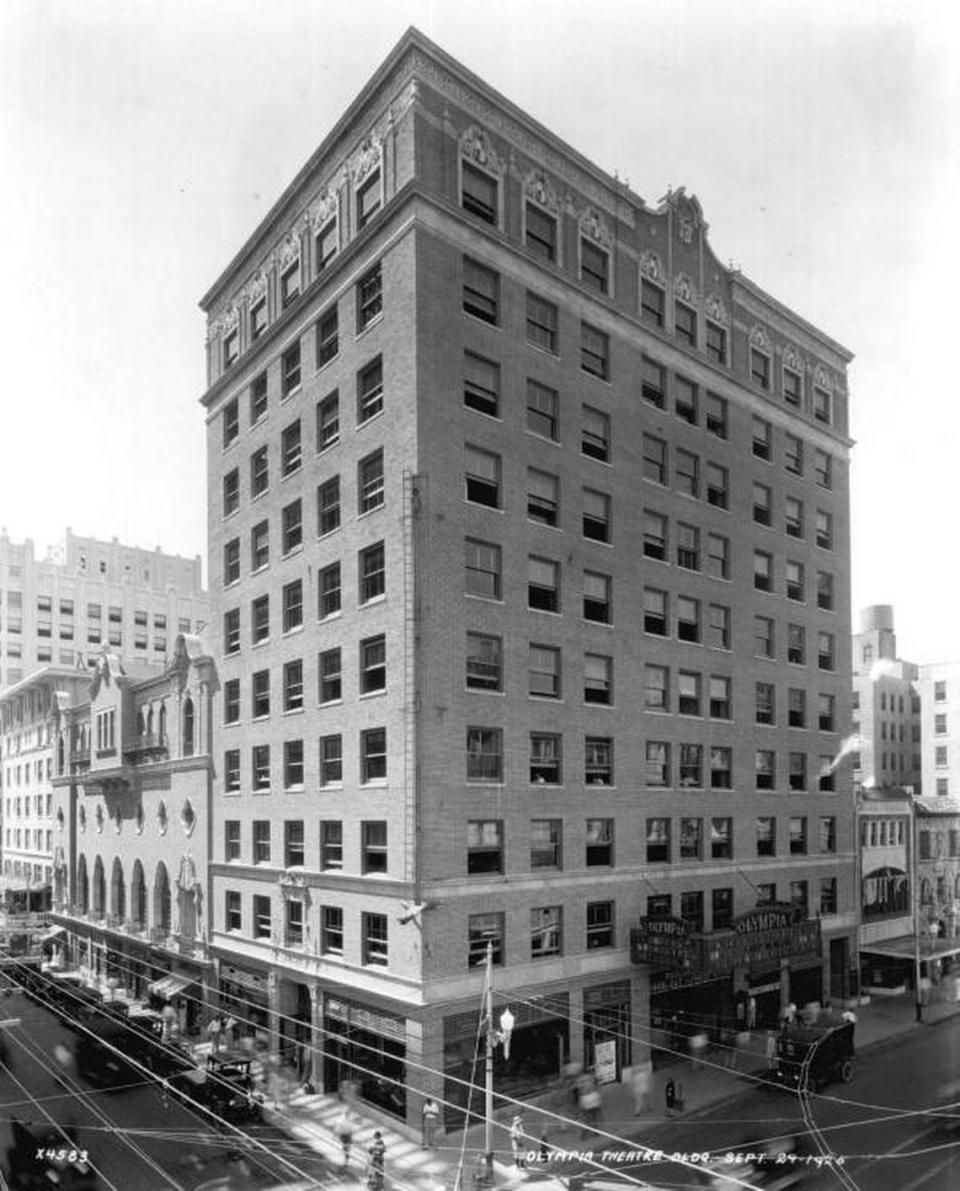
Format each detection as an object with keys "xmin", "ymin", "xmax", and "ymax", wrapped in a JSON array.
[
  {"xmin": 912, "ymin": 803, "xmax": 923, "ymax": 1023},
  {"xmin": 482, "ymin": 941, "xmax": 514, "ymax": 1185}
]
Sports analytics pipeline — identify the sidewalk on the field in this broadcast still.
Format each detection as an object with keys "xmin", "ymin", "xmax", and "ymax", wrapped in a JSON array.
[{"xmin": 261, "ymin": 989, "xmax": 960, "ymax": 1191}]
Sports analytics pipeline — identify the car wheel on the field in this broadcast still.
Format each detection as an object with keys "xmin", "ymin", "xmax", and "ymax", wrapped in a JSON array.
[{"xmin": 839, "ymin": 1060, "xmax": 854, "ymax": 1083}]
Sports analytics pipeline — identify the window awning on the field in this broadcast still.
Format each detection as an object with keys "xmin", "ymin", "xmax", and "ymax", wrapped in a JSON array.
[
  {"xmin": 148, "ymin": 973, "xmax": 196, "ymax": 1000},
  {"xmin": 41, "ymin": 925, "xmax": 67, "ymax": 945},
  {"xmin": 861, "ymin": 934, "xmax": 960, "ymax": 961}
]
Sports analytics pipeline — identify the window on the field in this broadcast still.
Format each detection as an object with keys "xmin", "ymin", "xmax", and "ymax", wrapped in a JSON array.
[
  {"xmin": 251, "ymin": 520, "xmax": 269, "ymax": 571},
  {"xmin": 469, "ymin": 913, "xmax": 505, "ymax": 967},
  {"xmin": 280, "ymin": 261, "xmax": 300, "ymax": 309},
  {"xmin": 675, "ymin": 523, "xmax": 700, "ymax": 571},
  {"xmin": 358, "ymin": 449, "xmax": 385, "ymax": 514},
  {"xmin": 284, "ymin": 740, "xmax": 304, "ymax": 788},
  {"xmin": 679, "ymin": 817, "xmax": 702, "ymax": 861},
  {"xmin": 467, "ymin": 728, "xmax": 502, "ymax": 783},
  {"xmin": 282, "ymin": 342, "xmax": 301, "ymax": 397},
  {"xmin": 224, "ymin": 751, "xmax": 240, "ymax": 793},
  {"xmin": 282, "ymin": 659, "xmax": 304, "ymax": 713},
  {"xmin": 317, "ymin": 475, "xmax": 341, "ymax": 536},
  {"xmin": 253, "ymin": 820, "xmax": 271, "ymax": 863},
  {"xmin": 756, "ymin": 817, "xmax": 776, "ymax": 857},
  {"xmin": 357, "ymin": 263, "xmax": 383, "ymax": 331},
  {"xmin": 643, "ymin": 664, "xmax": 668, "ymax": 711},
  {"xmin": 285, "ymin": 820, "xmax": 305, "ymax": 868},
  {"xmin": 584, "ymin": 654, "xmax": 612, "ymax": 705},
  {"xmin": 530, "ymin": 733, "xmax": 561, "ymax": 784},
  {"xmin": 785, "ymin": 497, "xmax": 804, "ymax": 539},
  {"xmin": 225, "ymin": 891, "xmax": 242, "ymax": 932},
  {"xmin": 525, "ymin": 291, "xmax": 558, "ymax": 352},
  {"xmin": 752, "ymin": 416, "xmax": 772, "ymax": 459},
  {"xmin": 361, "ymin": 728, "xmax": 387, "ymax": 783},
  {"xmin": 253, "ymin": 896, "xmax": 272, "ymax": 939},
  {"xmin": 223, "ymin": 538, "xmax": 240, "ymax": 586},
  {"xmin": 468, "ymin": 446, "xmax": 504, "ymax": 509},
  {"xmin": 316, "ymin": 307, "xmax": 339, "ymax": 368},
  {"xmin": 711, "ymin": 818, "xmax": 732, "ymax": 860},
  {"xmin": 680, "ymin": 744, "xmax": 703, "ymax": 787},
  {"xmin": 647, "ymin": 818, "xmax": 670, "ymax": 863},
  {"xmin": 360, "ymin": 635, "xmax": 387, "ymax": 695},
  {"xmin": 676, "ymin": 596, "xmax": 700, "ymax": 643},
  {"xmin": 680, "ymin": 891, "xmax": 704, "ymax": 931},
  {"xmin": 581, "ymin": 404, "xmax": 609, "ymax": 461},
  {"xmin": 358, "ymin": 358, "xmax": 384, "ymax": 423},
  {"xmin": 789, "ymin": 817, "xmax": 807, "ymax": 855},
  {"xmin": 788, "ymin": 623, "xmax": 806, "ymax": 665},
  {"xmin": 581, "ymin": 239, "xmax": 609, "ymax": 293},
  {"xmin": 319, "ymin": 736, "xmax": 342, "ymax": 786},
  {"xmin": 319, "ymin": 648, "xmax": 342, "ymax": 703},
  {"xmin": 467, "ymin": 632, "xmax": 502, "ymax": 691},
  {"xmin": 362, "ymin": 821, "xmax": 388, "ymax": 874},
  {"xmin": 706, "ymin": 462, "xmax": 728, "ymax": 509},
  {"xmin": 465, "ymin": 539, "xmax": 501, "ymax": 600},
  {"xmin": 751, "ymin": 347, "xmax": 770, "ymax": 390},
  {"xmin": 815, "ymin": 510, "xmax": 834, "ymax": 550},
  {"xmin": 528, "ymin": 645, "xmax": 561, "ymax": 698},
  {"xmin": 819, "ymin": 878, "xmax": 837, "ymax": 916},
  {"xmin": 817, "ymin": 571, "xmax": 835, "ymax": 611},
  {"xmin": 643, "ymin": 510, "xmax": 667, "ymax": 561},
  {"xmin": 814, "ymin": 386, "xmax": 831, "ymax": 424},
  {"xmin": 645, "ymin": 742, "xmax": 670, "ymax": 787},
  {"xmin": 753, "ymin": 483, "xmax": 772, "ymax": 526},
  {"xmin": 468, "ymin": 819, "xmax": 503, "ymax": 874},
  {"xmin": 527, "ymin": 379, "xmax": 559, "ymax": 440},
  {"xmin": 789, "ymin": 753, "xmax": 807, "ymax": 792},
  {"xmin": 316, "ymin": 217, "xmax": 338, "ymax": 271},
  {"xmin": 318, "ymin": 562, "xmax": 341, "ymax": 619},
  {"xmin": 531, "ymin": 907, "xmax": 563, "ymax": 958},
  {"xmin": 707, "ymin": 603, "xmax": 730, "ymax": 650},
  {"xmin": 678, "ymin": 670, "xmax": 701, "ymax": 716},
  {"xmin": 706, "ymin": 321, "xmax": 726, "ymax": 364},
  {"xmin": 814, "ymin": 449, "xmax": 832, "ymax": 489},
  {"xmin": 282, "ymin": 580, "xmax": 303, "ymax": 631},
  {"xmin": 675, "ymin": 376, "xmax": 698, "ymax": 424},
  {"xmin": 640, "ymin": 278, "xmax": 665, "ymax": 327},
  {"xmin": 711, "ymin": 746, "xmax": 732, "ymax": 789},
  {"xmin": 642, "ymin": 434, "xmax": 667, "ymax": 484},
  {"xmin": 463, "ymin": 352, "xmax": 500, "ymax": 419},
  {"xmin": 785, "ymin": 433, "xmax": 804, "ymax": 475},
  {"xmin": 937, "ymin": 713, "xmax": 949, "ymax": 735},
  {"xmin": 223, "ymin": 399, "xmax": 239, "ymax": 448},
  {"xmin": 224, "ymin": 608, "xmax": 240, "ymax": 655},
  {"xmin": 819, "ymin": 816, "xmax": 837, "ymax": 854},
  {"xmin": 783, "ymin": 368, "xmax": 802, "ymax": 407},
  {"xmin": 250, "ymin": 300, "xmax": 267, "ymax": 344},
  {"xmin": 223, "ymin": 468, "xmax": 240, "ymax": 517},
  {"xmin": 675, "ymin": 449, "xmax": 699, "ymax": 497},
  {"xmin": 462, "ymin": 161, "xmax": 498, "ymax": 224},
  {"xmin": 528, "ymin": 556, "xmax": 560, "ymax": 613},
  {"xmin": 936, "ymin": 681, "xmax": 948, "ymax": 701},
  {"xmin": 818, "ymin": 693, "xmax": 835, "ymax": 732},
  {"xmin": 583, "ymin": 736, "xmax": 612, "ymax": 785},
  {"xmin": 786, "ymin": 560, "xmax": 805, "ymax": 602},
  {"xmin": 674, "ymin": 300, "xmax": 696, "ymax": 346},
  {"xmin": 321, "ymin": 824, "xmax": 343, "ymax": 871},
  {"xmin": 251, "ymin": 446, "xmax": 268, "ymax": 497},
  {"xmin": 224, "ymin": 678, "xmax": 240, "ymax": 724},
  {"xmin": 643, "ymin": 588, "xmax": 668, "ymax": 636},
  {"xmin": 583, "ymin": 570, "xmax": 611, "ymax": 623},
  {"xmin": 530, "ymin": 819, "xmax": 562, "ymax": 868},
  {"xmin": 641, "ymin": 357, "xmax": 665, "ymax": 408},
  {"xmin": 362, "ymin": 913, "xmax": 388, "ymax": 966},
  {"xmin": 580, "ymin": 322, "xmax": 609, "ymax": 380},
  {"xmin": 357, "ymin": 168, "xmax": 382, "ymax": 229},
  {"xmin": 787, "ymin": 687, "xmax": 806, "ymax": 728},
  {"xmin": 756, "ymin": 750, "xmax": 775, "ymax": 790},
  {"xmin": 321, "ymin": 906, "xmax": 343, "ymax": 955},
  {"xmin": 582, "ymin": 489, "xmax": 611, "ymax": 542},
  {"xmin": 463, "ymin": 259, "xmax": 499, "ymax": 325},
  {"xmin": 527, "ymin": 468, "xmax": 558, "ymax": 525},
  {"xmin": 818, "ymin": 632, "xmax": 836, "ymax": 671},
  {"xmin": 709, "ymin": 675, "xmax": 731, "ymax": 720},
  {"xmin": 252, "ymin": 669, "xmax": 271, "ymax": 719},
  {"xmin": 282, "ymin": 499, "xmax": 303, "ymax": 555},
  {"xmin": 754, "ymin": 551, "xmax": 773, "ymax": 593},
  {"xmin": 526, "ymin": 203, "xmax": 557, "ymax": 260},
  {"xmin": 359, "ymin": 542, "xmax": 386, "ymax": 602},
  {"xmin": 712, "ymin": 888, "xmax": 734, "ymax": 931}
]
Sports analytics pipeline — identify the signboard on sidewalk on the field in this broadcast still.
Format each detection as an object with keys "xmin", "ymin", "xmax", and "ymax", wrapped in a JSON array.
[{"xmin": 594, "ymin": 1039, "xmax": 617, "ymax": 1084}]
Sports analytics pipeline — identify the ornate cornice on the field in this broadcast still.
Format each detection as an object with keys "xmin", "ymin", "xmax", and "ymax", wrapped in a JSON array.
[
  {"xmin": 749, "ymin": 323, "xmax": 771, "ymax": 353},
  {"xmin": 310, "ymin": 185, "xmax": 340, "ymax": 229},
  {"xmin": 352, "ymin": 134, "xmax": 382, "ymax": 184},
  {"xmin": 639, "ymin": 250, "xmax": 664, "ymax": 284},
  {"xmin": 673, "ymin": 272, "xmax": 697, "ymax": 304},
  {"xmin": 525, "ymin": 169, "xmax": 559, "ymax": 213},
  {"xmin": 579, "ymin": 206, "xmax": 611, "ymax": 248},
  {"xmin": 783, "ymin": 344, "xmax": 803, "ymax": 373},
  {"xmin": 813, "ymin": 363, "xmax": 833, "ymax": 392},
  {"xmin": 704, "ymin": 293, "xmax": 729, "ymax": 326},
  {"xmin": 460, "ymin": 124, "xmax": 502, "ymax": 173},
  {"xmin": 276, "ymin": 231, "xmax": 301, "ymax": 270}
]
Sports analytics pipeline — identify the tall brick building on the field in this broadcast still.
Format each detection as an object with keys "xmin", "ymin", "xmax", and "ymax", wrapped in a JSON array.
[{"xmin": 200, "ymin": 28, "xmax": 856, "ymax": 1132}]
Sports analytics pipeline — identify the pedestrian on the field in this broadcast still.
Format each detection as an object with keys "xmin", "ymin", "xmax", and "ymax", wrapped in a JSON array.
[
  {"xmin": 367, "ymin": 1130, "xmax": 386, "ymax": 1191},
  {"xmin": 665, "ymin": 1077, "xmax": 677, "ymax": 1117},
  {"xmin": 747, "ymin": 996, "xmax": 757, "ymax": 1031},
  {"xmin": 765, "ymin": 1030, "xmax": 777, "ymax": 1073},
  {"xmin": 674, "ymin": 1079, "xmax": 685, "ymax": 1114},
  {"xmin": 538, "ymin": 1131, "xmax": 551, "ymax": 1164},
  {"xmin": 510, "ymin": 1112, "xmax": 527, "ymax": 1169},
  {"xmin": 421, "ymin": 1096, "xmax": 440, "ymax": 1149},
  {"xmin": 336, "ymin": 1105, "xmax": 356, "ymax": 1166},
  {"xmin": 689, "ymin": 1030, "xmax": 708, "ymax": 1071}
]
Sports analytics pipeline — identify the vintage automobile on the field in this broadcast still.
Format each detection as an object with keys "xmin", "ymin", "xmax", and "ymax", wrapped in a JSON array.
[
  {"xmin": 774, "ymin": 1021, "xmax": 855, "ymax": 1091},
  {"xmin": 170, "ymin": 1051, "xmax": 264, "ymax": 1126}
]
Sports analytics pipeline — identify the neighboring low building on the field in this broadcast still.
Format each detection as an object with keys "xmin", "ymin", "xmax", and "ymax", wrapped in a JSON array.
[
  {"xmin": 856, "ymin": 787, "xmax": 913, "ymax": 991},
  {"xmin": 49, "ymin": 638, "xmax": 217, "ymax": 1033},
  {"xmin": 917, "ymin": 661, "xmax": 960, "ymax": 802},
  {"xmin": 852, "ymin": 605, "xmax": 920, "ymax": 793}
]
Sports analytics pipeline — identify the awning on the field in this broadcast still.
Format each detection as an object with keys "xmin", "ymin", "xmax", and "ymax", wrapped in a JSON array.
[
  {"xmin": 148, "ymin": 973, "xmax": 195, "ymax": 1000},
  {"xmin": 41, "ymin": 925, "xmax": 67, "ymax": 945},
  {"xmin": 51, "ymin": 969, "xmax": 84, "ymax": 982},
  {"xmin": 861, "ymin": 934, "xmax": 960, "ymax": 961}
]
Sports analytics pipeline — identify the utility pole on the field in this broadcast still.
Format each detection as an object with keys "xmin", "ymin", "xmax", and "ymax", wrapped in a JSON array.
[
  {"xmin": 912, "ymin": 802, "xmax": 923, "ymax": 1023},
  {"xmin": 482, "ymin": 942, "xmax": 513, "ymax": 1186}
]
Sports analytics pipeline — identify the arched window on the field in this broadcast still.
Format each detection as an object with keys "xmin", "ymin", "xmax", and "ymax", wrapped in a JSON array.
[
  {"xmin": 77, "ymin": 856, "xmax": 89, "ymax": 914},
  {"xmin": 92, "ymin": 856, "xmax": 105, "ymax": 919},
  {"xmin": 183, "ymin": 696, "xmax": 195, "ymax": 757},
  {"xmin": 158, "ymin": 703, "xmax": 167, "ymax": 744},
  {"xmin": 154, "ymin": 862, "xmax": 171, "ymax": 934},
  {"xmin": 111, "ymin": 858, "xmax": 125, "ymax": 922},
  {"xmin": 57, "ymin": 735, "xmax": 65, "ymax": 774},
  {"xmin": 131, "ymin": 860, "xmax": 146, "ymax": 928}
]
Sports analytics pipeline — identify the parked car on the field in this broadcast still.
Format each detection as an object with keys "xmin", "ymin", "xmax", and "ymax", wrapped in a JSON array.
[
  {"xmin": 170, "ymin": 1051, "xmax": 263, "ymax": 1126},
  {"xmin": 774, "ymin": 1021, "xmax": 855, "ymax": 1091}
]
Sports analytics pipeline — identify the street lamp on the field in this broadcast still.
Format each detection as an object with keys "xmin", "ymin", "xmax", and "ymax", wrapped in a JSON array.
[{"xmin": 482, "ymin": 941, "xmax": 514, "ymax": 1184}]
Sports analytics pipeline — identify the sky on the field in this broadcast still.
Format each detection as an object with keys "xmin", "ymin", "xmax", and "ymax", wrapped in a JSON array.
[{"xmin": 1, "ymin": 0, "xmax": 957, "ymax": 662}]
